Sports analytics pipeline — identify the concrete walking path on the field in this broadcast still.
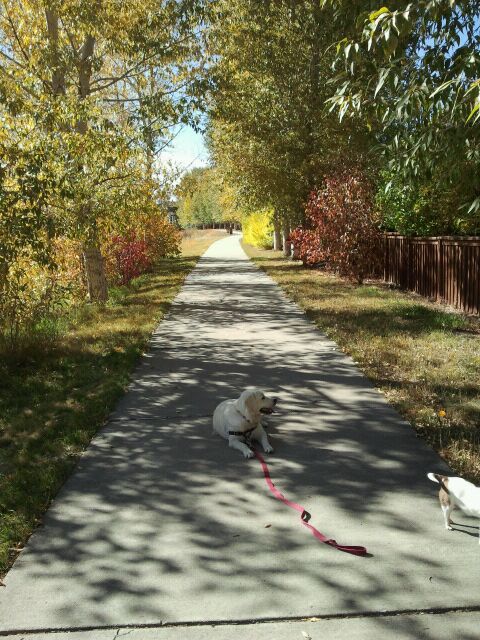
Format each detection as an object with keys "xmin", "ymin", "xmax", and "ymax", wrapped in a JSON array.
[{"xmin": 1, "ymin": 235, "xmax": 479, "ymax": 639}]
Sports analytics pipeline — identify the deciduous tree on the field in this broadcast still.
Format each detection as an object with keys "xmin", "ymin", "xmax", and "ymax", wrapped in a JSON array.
[
  {"xmin": 324, "ymin": 1, "xmax": 480, "ymax": 221},
  {"xmin": 0, "ymin": 0, "xmax": 210, "ymax": 300},
  {"xmin": 207, "ymin": 0, "xmax": 372, "ymax": 254}
]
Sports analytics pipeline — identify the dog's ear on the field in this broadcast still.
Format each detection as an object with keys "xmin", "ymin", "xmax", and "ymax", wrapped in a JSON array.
[
  {"xmin": 235, "ymin": 390, "xmax": 249, "ymax": 416},
  {"xmin": 244, "ymin": 390, "xmax": 262, "ymax": 416},
  {"xmin": 236, "ymin": 390, "xmax": 257, "ymax": 417}
]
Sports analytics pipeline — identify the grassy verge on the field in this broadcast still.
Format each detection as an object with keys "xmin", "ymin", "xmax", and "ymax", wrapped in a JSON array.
[
  {"xmin": 0, "ymin": 229, "xmax": 226, "ymax": 577},
  {"xmin": 243, "ymin": 243, "xmax": 480, "ymax": 483}
]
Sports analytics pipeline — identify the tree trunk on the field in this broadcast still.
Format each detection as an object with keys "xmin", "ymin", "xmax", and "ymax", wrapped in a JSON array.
[
  {"xmin": 82, "ymin": 245, "xmax": 108, "ymax": 303},
  {"xmin": 45, "ymin": 10, "xmax": 66, "ymax": 96},
  {"xmin": 76, "ymin": 35, "xmax": 108, "ymax": 301},
  {"xmin": 273, "ymin": 219, "xmax": 281, "ymax": 251},
  {"xmin": 282, "ymin": 222, "xmax": 291, "ymax": 257},
  {"xmin": 291, "ymin": 242, "xmax": 300, "ymax": 260},
  {"xmin": 0, "ymin": 261, "xmax": 8, "ymax": 298}
]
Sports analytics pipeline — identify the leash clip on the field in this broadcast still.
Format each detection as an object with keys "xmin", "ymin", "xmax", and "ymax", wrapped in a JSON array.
[{"xmin": 301, "ymin": 510, "xmax": 311, "ymax": 523}]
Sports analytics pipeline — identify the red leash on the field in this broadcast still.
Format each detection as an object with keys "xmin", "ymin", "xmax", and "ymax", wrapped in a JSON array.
[{"xmin": 254, "ymin": 451, "xmax": 368, "ymax": 556}]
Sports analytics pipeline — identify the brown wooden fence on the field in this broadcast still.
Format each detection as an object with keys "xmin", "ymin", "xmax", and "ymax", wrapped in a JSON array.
[{"xmin": 384, "ymin": 234, "xmax": 480, "ymax": 315}]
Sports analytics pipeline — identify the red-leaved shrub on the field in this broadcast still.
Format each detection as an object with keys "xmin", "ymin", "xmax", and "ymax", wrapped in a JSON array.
[
  {"xmin": 103, "ymin": 213, "xmax": 181, "ymax": 286},
  {"xmin": 104, "ymin": 232, "xmax": 152, "ymax": 285},
  {"xmin": 290, "ymin": 166, "xmax": 382, "ymax": 283}
]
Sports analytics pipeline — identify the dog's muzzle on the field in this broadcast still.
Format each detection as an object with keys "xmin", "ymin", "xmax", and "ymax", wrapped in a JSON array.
[{"xmin": 260, "ymin": 397, "xmax": 278, "ymax": 415}]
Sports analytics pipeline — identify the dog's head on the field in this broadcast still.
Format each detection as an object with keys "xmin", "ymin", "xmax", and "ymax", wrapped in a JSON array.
[{"xmin": 236, "ymin": 388, "xmax": 278, "ymax": 420}]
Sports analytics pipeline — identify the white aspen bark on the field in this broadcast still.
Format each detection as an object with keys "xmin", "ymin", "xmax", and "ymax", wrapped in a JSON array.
[
  {"xmin": 45, "ymin": 10, "xmax": 65, "ymax": 96},
  {"xmin": 273, "ymin": 219, "xmax": 281, "ymax": 251},
  {"xmin": 82, "ymin": 246, "xmax": 108, "ymax": 303},
  {"xmin": 76, "ymin": 35, "xmax": 108, "ymax": 302}
]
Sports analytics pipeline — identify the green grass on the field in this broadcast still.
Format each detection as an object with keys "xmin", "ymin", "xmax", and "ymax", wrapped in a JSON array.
[
  {"xmin": 0, "ymin": 229, "xmax": 226, "ymax": 577},
  {"xmin": 243, "ymin": 242, "xmax": 480, "ymax": 483}
]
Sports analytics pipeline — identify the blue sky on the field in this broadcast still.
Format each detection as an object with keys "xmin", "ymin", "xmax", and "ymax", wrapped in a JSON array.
[{"xmin": 160, "ymin": 125, "xmax": 209, "ymax": 173}]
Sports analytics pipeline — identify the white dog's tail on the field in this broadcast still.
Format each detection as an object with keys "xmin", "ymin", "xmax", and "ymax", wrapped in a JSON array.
[{"xmin": 427, "ymin": 472, "xmax": 449, "ymax": 493}]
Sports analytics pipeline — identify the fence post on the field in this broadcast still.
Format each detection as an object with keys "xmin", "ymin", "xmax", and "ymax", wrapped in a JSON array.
[
  {"xmin": 384, "ymin": 233, "xmax": 388, "ymax": 283},
  {"xmin": 437, "ymin": 237, "xmax": 443, "ymax": 302},
  {"xmin": 406, "ymin": 237, "xmax": 412, "ymax": 290}
]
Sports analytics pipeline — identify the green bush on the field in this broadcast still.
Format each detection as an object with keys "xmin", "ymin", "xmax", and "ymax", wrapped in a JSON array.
[
  {"xmin": 0, "ymin": 257, "xmax": 67, "ymax": 352},
  {"xmin": 242, "ymin": 208, "xmax": 273, "ymax": 248},
  {"xmin": 376, "ymin": 171, "xmax": 480, "ymax": 236}
]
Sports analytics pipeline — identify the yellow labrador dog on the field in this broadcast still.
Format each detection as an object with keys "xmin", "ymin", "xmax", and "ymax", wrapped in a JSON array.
[{"xmin": 213, "ymin": 388, "xmax": 277, "ymax": 458}]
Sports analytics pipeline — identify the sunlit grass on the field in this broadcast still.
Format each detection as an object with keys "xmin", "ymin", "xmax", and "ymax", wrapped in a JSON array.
[
  {"xmin": 0, "ymin": 229, "xmax": 226, "ymax": 576},
  {"xmin": 181, "ymin": 228, "xmax": 227, "ymax": 257},
  {"xmin": 243, "ymin": 242, "xmax": 480, "ymax": 483}
]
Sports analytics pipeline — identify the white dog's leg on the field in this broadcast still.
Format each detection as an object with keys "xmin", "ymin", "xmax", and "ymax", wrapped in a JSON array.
[
  {"xmin": 228, "ymin": 436, "xmax": 254, "ymax": 459},
  {"xmin": 253, "ymin": 425, "xmax": 273, "ymax": 454},
  {"xmin": 441, "ymin": 504, "xmax": 453, "ymax": 530}
]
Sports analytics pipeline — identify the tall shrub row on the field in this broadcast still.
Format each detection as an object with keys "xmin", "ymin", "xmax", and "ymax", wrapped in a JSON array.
[{"xmin": 0, "ymin": 213, "xmax": 180, "ymax": 351}]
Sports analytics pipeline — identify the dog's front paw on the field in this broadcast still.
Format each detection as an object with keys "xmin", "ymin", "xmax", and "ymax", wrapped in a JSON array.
[
  {"xmin": 263, "ymin": 444, "xmax": 274, "ymax": 454},
  {"xmin": 244, "ymin": 449, "xmax": 254, "ymax": 459}
]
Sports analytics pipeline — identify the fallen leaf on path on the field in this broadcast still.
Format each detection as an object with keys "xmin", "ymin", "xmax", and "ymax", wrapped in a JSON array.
[{"xmin": 264, "ymin": 524, "xmax": 272, "ymax": 528}]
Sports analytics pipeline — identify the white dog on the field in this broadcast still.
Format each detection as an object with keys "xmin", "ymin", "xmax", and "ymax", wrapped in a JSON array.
[
  {"xmin": 213, "ymin": 389, "xmax": 277, "ymax": 458},
  {"xmin": 428, "ymin": 472, "xmax": 480, "ymax": 541}
]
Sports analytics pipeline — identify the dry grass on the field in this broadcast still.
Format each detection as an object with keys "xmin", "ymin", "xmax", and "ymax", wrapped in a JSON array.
[
  {"xmin": 0, "ymin": 229, "xmax": 224, "ymax": 576},
  {"xmin": 243, "ymin": 243, "xmax": 480, "ymax": 483},
  {"xmin": 181, "ymin": 228, "xmax": 228, "ymax": 256}
]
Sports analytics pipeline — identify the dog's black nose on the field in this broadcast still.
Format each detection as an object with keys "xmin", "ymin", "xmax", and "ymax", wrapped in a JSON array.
[{"xmin": 273, "ymin": 397, "xmax": 278, "ymax": 404}]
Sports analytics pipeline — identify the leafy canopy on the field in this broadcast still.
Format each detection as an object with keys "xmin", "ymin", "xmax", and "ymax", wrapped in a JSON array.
[{"xmin": 324, "ymin": 0, "xmax": 480, "ymax": 219}]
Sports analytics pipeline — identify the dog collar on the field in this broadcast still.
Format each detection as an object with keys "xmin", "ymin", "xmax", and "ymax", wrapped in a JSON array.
[
  {"xmin": 235, "ymin": 408, "xmax": 253, "ymax": 424},
  {"xmin": 228, "ymin": 425, "xmax": 257, "ymax": 438}
]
